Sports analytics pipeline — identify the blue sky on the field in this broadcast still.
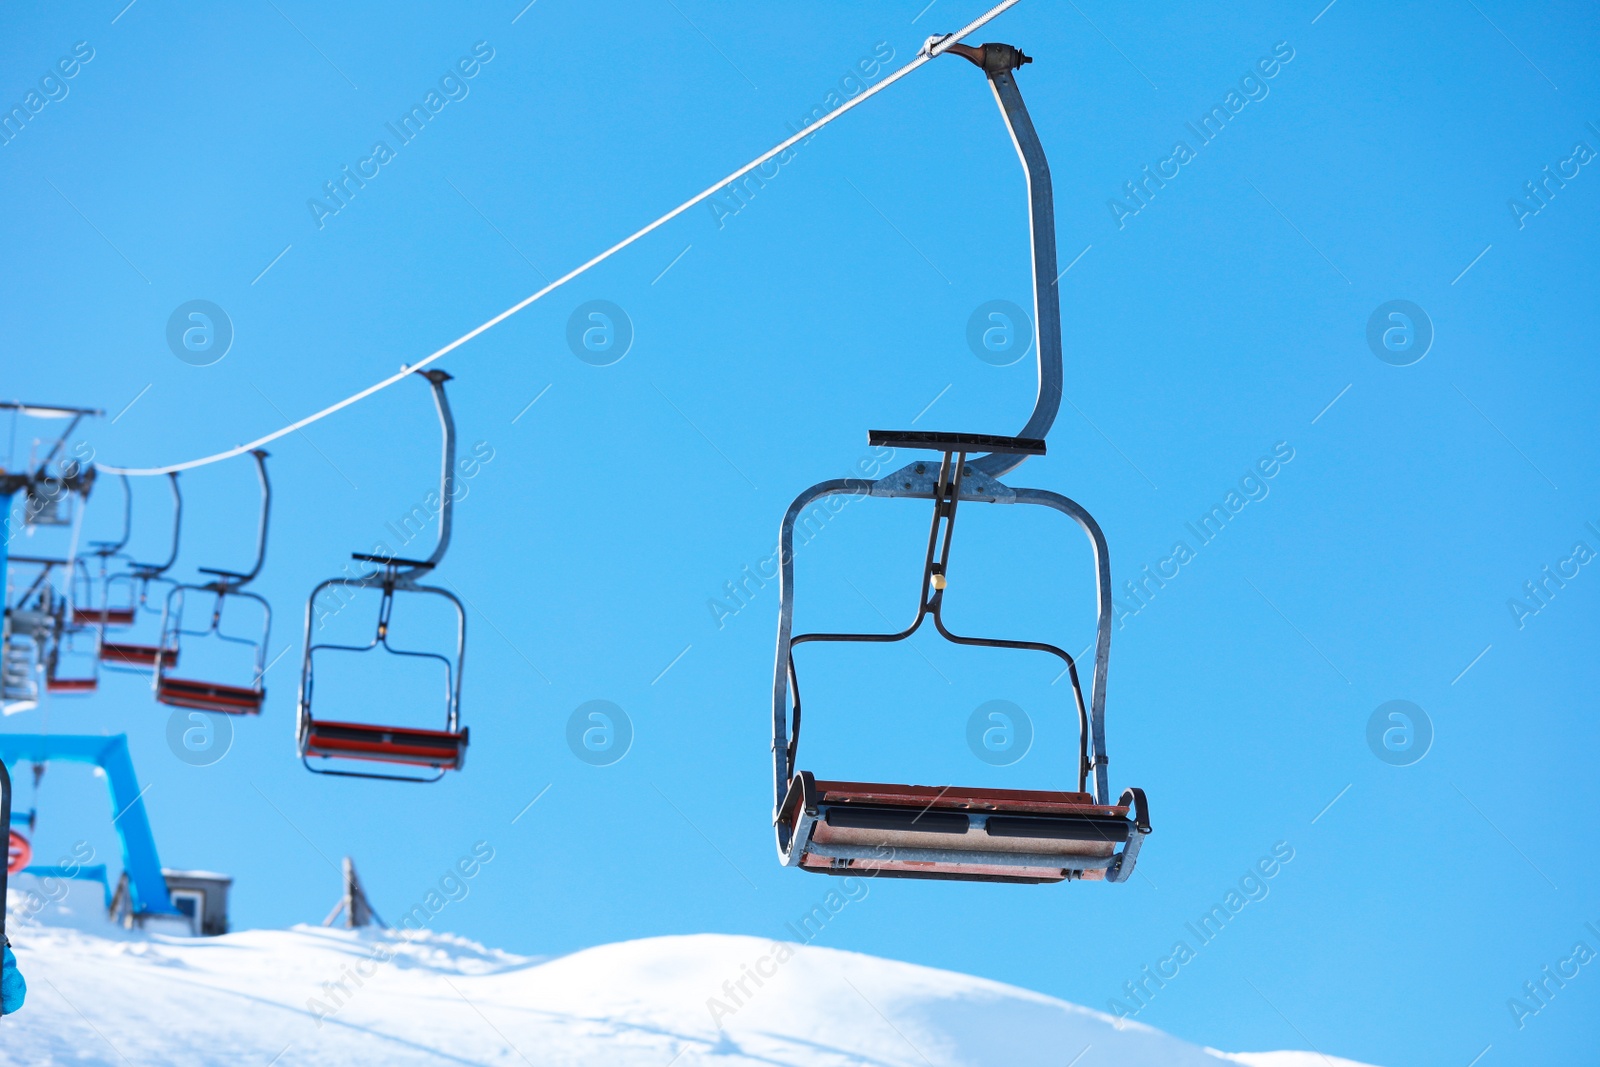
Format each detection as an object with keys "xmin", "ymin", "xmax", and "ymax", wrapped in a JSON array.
[{"xmin": 3, "ymin": 2, "xmax": 1598, "ymax": 1064}]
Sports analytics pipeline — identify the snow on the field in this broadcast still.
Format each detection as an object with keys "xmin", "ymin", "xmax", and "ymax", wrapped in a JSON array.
[
  {"xmin": 161, "ymin": 869, "xmax": 234, "ymax": 882},
  {"xmin": 1225, "ymin": 1057, "xmax": 1381, "ymax": 1067},
  {"xmin": 2, "ymin": 877, "xmax": 1380, "ymax": 1066}
]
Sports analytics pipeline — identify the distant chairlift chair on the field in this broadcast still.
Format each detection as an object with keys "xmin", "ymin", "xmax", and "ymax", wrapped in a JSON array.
[
  {"xmin": 155, "ymin": 453, "xmax": 271, "ymax": 715},
  {"xmin": 48, "ymin": 475, "xmax": 139, "ymax": 696},
  {"xmin": 44, "ymin": 576, "xmax": 99, "ymax": 697},
  {"xmin": 98, "ymin": 473, "xmax": 183, "ymax": 675},
  {"xmin": 72, "ymin": 474, "xmax": 137, "ymax": 631},
  {"xmin": 296, "ymin": 370, "xmax": 468, "ymax": 782},
  {"xmin": 770, "ymin": 41, "xmax": 1151, "ymax": 885}
]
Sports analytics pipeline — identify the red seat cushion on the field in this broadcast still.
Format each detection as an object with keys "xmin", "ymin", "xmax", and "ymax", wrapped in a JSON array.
[
  {"xmin": 46, "ymin": 678, "xmax": 98, "ymax": 693},
  {"xmin": 156, "ymin": 677, "xmax": 263, "ymax": 715},
  {"xmin": 304, "ymin": 720, "xmax": 466, "ymax": 770},
  {"xmin": 811, "ymin": 780, "xmax": 1126, "ymax": 817},
  {"xmin": 796, "ymin": 779, "xmax": 1131, "ymax": 884},
  {"xmin": 100, "ymin": 643, "xmax": 176, "ymax": 667},
  {"xmin": 72, "ymin": 607, "xmax": 136, "ymax": 627}
]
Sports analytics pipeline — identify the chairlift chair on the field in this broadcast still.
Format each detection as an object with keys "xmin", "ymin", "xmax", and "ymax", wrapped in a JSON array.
[
  {"xmin": 34, "ymin": 475, "xmax": 142, "ymax": 697},
  {"xmin": 770, "ymin": 41, "xmax": 1150, "ymax": 885},
  {"xmin": 45, "ymin": 674, "xmax": 97, "ymax": 696},
  {"xmin": 71, "ymin": 474, "xmax": 137, "ymax": 630},
  {"xmin": 45, "ymin": 595, "xmax": 100, "ymax": 697},
  {"xmin": 154, "ymin": 452, "xmax": 271, "ymax": 715},
  {"xmin": 45, "ymin": 593, "xmax": 100, "ymax": 697},
  {"xmin": 97, "ymin": 474, "xmax": 183, "ymax": 674},
  {"xmin": 296, "ymin": 370, "xmax": 468, "ymax": 782}
]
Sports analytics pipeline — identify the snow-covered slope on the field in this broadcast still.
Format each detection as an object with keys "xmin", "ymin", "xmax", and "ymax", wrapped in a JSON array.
[{"xmin": 2, "ymin": 879, "xmax": 1377, "ymax": 1067}]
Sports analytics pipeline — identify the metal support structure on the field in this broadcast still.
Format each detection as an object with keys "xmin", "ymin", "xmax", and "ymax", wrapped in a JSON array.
[
  {"xmin": 83, "ymin": 473, "xmax": 133, "ymax": 567},
  {"xmin": 197, "ymin": 450, "xmax": 270, "ymax": 594},
  {"xmin": 72, "ymin": 474, "xmax": 133, "ymax": 625},
  {"xmin": 418, "ymin": 369, "xmax": 456, "ymax": 570},
  {"xmin": 102, "ymin": 473, "xmax": 183, "ymax": 604},
  {"xmin": 1012, "ymin": 487, "xmax": 1113, "ymax": 804},
  {"xmin": 1, "ymin": 402, "xmax": 101, "ymax": 529},
  {"xmin": 769, "ymin": 462, "xmax": 1112, "ymax": 807},
  {"xmin": 323, "ymin": 856, "xmax": 385, "ymax": 928},
  {"xmin": 0, "ymin": 402, "xmax": 101, "ymax": 479},
  {"xmin": 2, "ymin": 466, "xmax": 91, "ymax": 707},
  {"xmin": 937, "ymin": 45, "xmax": 1063, "ymax": 481},
  {"xmin": 98, "ymin": 473, "xmax": 184, "ymax": 676},
  {"xmin": 0, "ymin": 734, "xmax": 177, "ymax": 918},
  {"xmin": 142, "ymin": 473, "xmax": 184, "ymax": 580}
]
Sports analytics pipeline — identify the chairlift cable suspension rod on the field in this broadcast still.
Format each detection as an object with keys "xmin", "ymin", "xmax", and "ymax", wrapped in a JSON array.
[{"xmin": 97, "ymin": 0, "xmax": 1023, "ymax": 479}]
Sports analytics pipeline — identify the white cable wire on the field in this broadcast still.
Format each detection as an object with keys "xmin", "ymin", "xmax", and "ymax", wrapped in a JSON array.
[{"xmin": 100, "ymin": 0, "xmax": 1022, "ymax": 477}]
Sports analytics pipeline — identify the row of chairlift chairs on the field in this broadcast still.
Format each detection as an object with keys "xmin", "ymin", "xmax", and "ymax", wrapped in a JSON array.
[
  {"xmin": 2, "ymin": 39, "xmax": 1150, "ymax": 885},
  {"xmin": 1, "ymin": 371, "xmax": 468, "ymax": 784}
]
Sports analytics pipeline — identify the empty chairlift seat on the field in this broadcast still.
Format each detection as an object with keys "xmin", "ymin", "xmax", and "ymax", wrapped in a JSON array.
[
  {"xmin": 155, "ymin": 676, "xmax": 264, "ymax": 716},
  {"xmin": 778, "ymin": 774, "xmax": 1147, "ymax": 884},
  {"xmin": 301, "ymin": 720, "xmax": 467, "ymax": 770},
  {"xmin": 49, "ymin": 620, "xmax": 106, "ymax": 695},
  {"xmin": 99, "ymin": 642, "xmax": 177, "ymax": 669},
  {"xmin": 71, "ymin": 607, "xmax": 136, "ymax": 628},
  {"xmin": 96, "ymin": 471, "xmax": 187, "ymax": 678},
  {"xmin": 72, "ymin": 475, "xmax": 140, "ymax": 632}
]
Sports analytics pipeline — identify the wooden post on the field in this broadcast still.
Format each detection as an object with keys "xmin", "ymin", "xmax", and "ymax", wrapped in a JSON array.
[{"xmin": 322, "ymin": 856, "xmax": 384, "ymax": 928}]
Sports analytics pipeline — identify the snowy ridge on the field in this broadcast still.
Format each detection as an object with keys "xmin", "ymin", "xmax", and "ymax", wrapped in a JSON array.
[{"xmin": 2, "ymin": 879, "xmax": 1379, "ymax": 1066}]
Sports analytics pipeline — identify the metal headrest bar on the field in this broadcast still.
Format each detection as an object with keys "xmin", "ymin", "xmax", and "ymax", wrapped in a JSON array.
[
  {"xmin": 935, "ymin": 42, "xmax": 1062, "ymax": 481},
  {"xmin": 196, "ymin": 451, "xmax": 269, "ymax": 591},
  {"xmin": 416, "ymin": 370, "xmax": 457, "ymax": 571}
]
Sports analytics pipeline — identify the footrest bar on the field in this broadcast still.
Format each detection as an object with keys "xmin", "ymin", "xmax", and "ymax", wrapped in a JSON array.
[{"xmin": 868, "ymin": 430, "xmax": 1046, "ymax": 456}]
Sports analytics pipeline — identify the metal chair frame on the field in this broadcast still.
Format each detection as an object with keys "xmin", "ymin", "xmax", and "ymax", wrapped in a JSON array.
[
  {"xmin": 98, "ymin": 474, "xmax": 183, "ymax": 676},
  {"xmin": 296, "ymin": 370, "xmax": 468, "ymax": 783},
  {"xmin": 155, "ymin": 452, "xmax": 271, "ymax": 715},
  {"xmin": 72, "ymin": 473, "xmax": 134, "ymax": 629},
  {"xmin": 38, "ymin": 474, "xmax": 137, "ymax": 694},
  {"xmin": 769, "ymin": 40, "xmax": 1149, "ymax": 884}
]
